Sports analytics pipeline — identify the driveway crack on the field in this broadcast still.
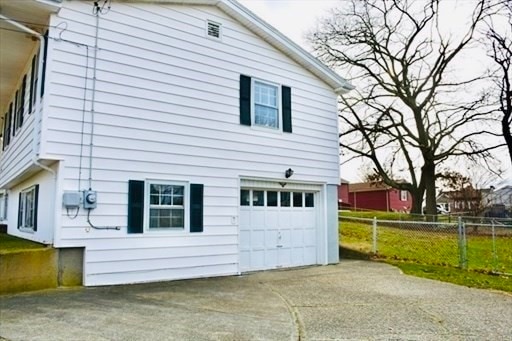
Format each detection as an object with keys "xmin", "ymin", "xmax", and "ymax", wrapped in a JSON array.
[{"xmin": 261, "ymin": 282, "xmax": 305, "ymax": 341}]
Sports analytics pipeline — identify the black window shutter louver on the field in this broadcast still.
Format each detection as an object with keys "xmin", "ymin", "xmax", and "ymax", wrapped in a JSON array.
[
  {"xmin": 29, "ymin": 56, "xmax": 36, "ymax": 113},
  {"xmin": 6, "ymin": 103, "xmax": 12, "ymax": 146},
  {"xmin": 12, "ymin": 91, "xmax": 18, "ymax": 137},
  {"xmin": 240, "ymin": 75, "xmax": 251, "ymax": 126},
  {"xmin": 20, "ymin": 75, "xmax": 27, "ymax": 127},
  {"xmin": 282, "ymin": 86, "xmax": 292, "ymax": 133},
  {"xmin": 41, "ymin": 30, "xmax": 49, "ymax": 97},
  {"xmin": 18, "ymin": 192, "xmax": 22, "ymax": 229},
  {"xmin": 33, "ymin": 185, "xmax": 39, "ymax": 231},
  {"xmin": 128, "ymin": 180, "xmax": 144, "ymax": 234},
  {"xmin": 190, "ymin": 184, "xmax": 204, "ymax": 233},
  {"xmin": 2, "ymin": 111, "xmax": 7, "ymax": 151}
]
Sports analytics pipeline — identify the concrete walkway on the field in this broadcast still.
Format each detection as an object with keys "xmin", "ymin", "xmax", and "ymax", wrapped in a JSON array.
[{"xmin": 1, "ymin": 260, "xmax": 511, "ymax": 340}]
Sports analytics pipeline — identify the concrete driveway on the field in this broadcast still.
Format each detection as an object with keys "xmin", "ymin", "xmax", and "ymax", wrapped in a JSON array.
[{"xmin": 1, "ymin": 260, "xmax": 511, "ymax": 340}]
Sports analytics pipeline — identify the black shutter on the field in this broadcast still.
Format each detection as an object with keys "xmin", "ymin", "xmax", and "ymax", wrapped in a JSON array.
[
  {"xmin": 12, "ymin": 90, "xmax": 18, "ymax": 137},
  {"xmin": 282, "ymin": 86, "xmax": 292, "ymax": 133},
  {"xmin": 29, "ymin": 56, "xmax": 36, "ymax": 113},
  {"xmin": 128, "ymin": 180, "xmax": 144, "ymax": 234},
  {"xmin": 41, "ymin": 30, "xmax": 49, "ymax": 97},
  {"xmin": 190, "ymin": 184, "xmax": 204, "ymax": 233},
  {"xmin": 19, "ymin": 75, "xmax": 27, "ymax": 127},
  {"xmin": 6, "ymin": 103, "xmax": 12, "ymax": 146},
  {"xmin": 2, "ymin": 111, "xmax": 7, "ymax": 151},
  {"xmin": 240, "ymin": 75, "xmax": 251, "ymax": 126},
  {"xmin": 33, "ymin": 185, "xmax": 39, "ymax": 231},
  {"xmin": 18, "ymin": 192, "xmax": 23, "ymax": 229}
]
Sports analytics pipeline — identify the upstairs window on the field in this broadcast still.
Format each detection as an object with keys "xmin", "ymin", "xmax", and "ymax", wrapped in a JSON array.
[
  {"xmin": 239, "ymin": 75, "xmax": 292, "ymax": 133},
  {"xmin": 254, "ymin": 81, "xmax": 279, "ymax": 129}
]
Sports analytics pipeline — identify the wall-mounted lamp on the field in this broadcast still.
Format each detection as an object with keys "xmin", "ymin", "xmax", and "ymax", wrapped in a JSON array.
[{"xmin": 285, "ymin": 168, "xmax": 294, "ymax": 178}]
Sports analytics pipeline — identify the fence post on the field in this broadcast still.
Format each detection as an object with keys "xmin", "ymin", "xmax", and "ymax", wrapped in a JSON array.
[
  {"xmin": 457, "ymin": 217, "xmax": 467, "ymax": 269},
  {"xmin": 492, "ymin": 221, "xmax": 497, "ymax": 272},
  {"xmin": 372, "ymin": 217, "xmax": 377, "ymax": 254}
]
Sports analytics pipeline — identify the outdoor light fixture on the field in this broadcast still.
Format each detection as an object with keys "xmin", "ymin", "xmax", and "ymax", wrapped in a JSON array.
[{"xmin": 285, "ymin": 168, "xmax": 294, "ymax": 178}]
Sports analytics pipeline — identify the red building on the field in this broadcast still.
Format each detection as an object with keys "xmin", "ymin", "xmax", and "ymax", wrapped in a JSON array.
[
  {"xmin": 338, "ymin": 178, "xmax": 350, "ymax": 209},
  {"xmin": 347, "ymin": 182, "xmax": 412, "ymax": 212}
]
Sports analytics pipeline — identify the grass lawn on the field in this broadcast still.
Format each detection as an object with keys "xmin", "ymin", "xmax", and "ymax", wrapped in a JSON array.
[
  {"xmin": 339, "ymin": 210, "xmax": 456, "ymax": 222},
  {"xmin": 340, "ymin": 220, "xmax": 512, "ymax": 293},
  {"xmin": 0, "ymin": 233, "xmax": 46, "ymax": 254}
]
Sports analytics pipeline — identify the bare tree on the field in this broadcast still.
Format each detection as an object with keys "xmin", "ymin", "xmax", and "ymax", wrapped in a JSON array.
[
  {"xmin": 309, "ymin": 0, "xmax": 503, "ymax": 214},
  {"xmin": 486, "ymin": 1, "xmax": 512, "ymax": 165}
]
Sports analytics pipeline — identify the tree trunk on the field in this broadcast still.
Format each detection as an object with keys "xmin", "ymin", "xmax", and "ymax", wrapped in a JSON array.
[
  {"xmin": 410, "ymin": 189, "xmax": 424, "ymax": 214},
  {"xmin": 502, "ymin": 112, "xmax": 512, "ymax": 166},
  {"xmin": 423, "ymin": 162, "xmax": 437, "ymax": 219}
]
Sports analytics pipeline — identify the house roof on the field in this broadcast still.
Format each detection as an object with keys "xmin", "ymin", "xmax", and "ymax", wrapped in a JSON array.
[
  {"xmin": 348, "ymin": 182, "xmax": 392, "ymax": 193},
  {"xmin": 340, "ymin": 177, "xmax": 350, "ymax": 184},
  {"xmin": 120, "ymin": 0, "xmax": 354, "ymax": 94}
]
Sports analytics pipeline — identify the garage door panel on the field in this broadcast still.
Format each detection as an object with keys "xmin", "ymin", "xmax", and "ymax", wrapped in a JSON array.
[
  {"xmin": 303, "ymin": 210, "xmax": 316, "ymax": 227},
  {"xmin": 251, "ymin": 250, "xmax": 266, "ymax": 269},
  {"xmin": 304, "ymin": 229, "xmax": 316, "ymax": 246},
  {"xmin": 240, "ymin": 209, "xmax": 251, "ymax": 230},
  {"xmin": 250, "ymin": 210, "xmax": 266, "ymax": 227},
  {"xmin": 265, "ymin": 249, "xmax": 278, "ymax": 268},
  {"xmin": 252, "ymin": 229, "xmax": 265, "ymax": 249},
  {"xmin": 292, "ymin": 230, "xmax": 304, "ymax": 247},
  {"xmin": 279, "ymin": 248, "xmax": 292, "ymax": 266},
  {"xmin": 240, "ymin": 230, "xmax": 251, "ymax": 249},
  {"xmin": 304, "ymin": 247, "xmax": 316, "ymax": 264},
  {"xmin": 292, "ymin": 248, "xmax": 305, "ymax": 265},
  {"xmin": 265, "ymin": 229, "xmax": 279, "ymax": 248},
  {"xmin": 278, "ymin": 210, "xmax": 292, "ymax": 228},
  {"xmin": 291, "ymin": 213, "xmax": 304, "ymax": 229}
]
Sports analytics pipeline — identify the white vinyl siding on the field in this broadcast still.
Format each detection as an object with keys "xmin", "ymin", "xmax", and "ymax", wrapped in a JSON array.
[{"xmin": 45, "ymin": 2, "xmax": 340, "ymax": 286}]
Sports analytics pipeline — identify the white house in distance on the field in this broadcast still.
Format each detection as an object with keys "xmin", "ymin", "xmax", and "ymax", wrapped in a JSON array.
[{"xmin": 0, "ymin": 0, "xmax": 353, "ymax": 286}]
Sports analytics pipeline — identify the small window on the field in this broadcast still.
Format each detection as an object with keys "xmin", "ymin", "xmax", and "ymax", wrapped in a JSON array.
[
  {"xmin": 305, "ymin": 193, "xmax": 314, "ymax": 207},
  {"xmin": 293, "ymin": 192, "xmax": 303, "ymax": 207},
  {"xmin": 207, "ymin": 21, "xmax": 221, "ymax": 39},
  {"xmin": 280, "ymin": 192, "xmax": 291, "ymax": 207},
  {"xmin": 148, "ymin": 183, "xmax": 185, "ymax": 229},
  {"xmin": 19, "ymin": 185, "xmax": 38, "ymax": 230},
  {"xmin": 400, "ymin": 190, "xmax": 408, "ymax": 201},
  {"xmin": 253, "ymin": 190, "xmax": 264, "ymax": 206},
  {"xmin": 267, "ymin": 191, "xmax": 278, "ymax": 207},
  {"xmin": 254, "ymin": 81, "xmax": 279, "ymax": 129},
  {"xmin": 241, "ymin": 189, "xmax": 250, "ymax": 206}
]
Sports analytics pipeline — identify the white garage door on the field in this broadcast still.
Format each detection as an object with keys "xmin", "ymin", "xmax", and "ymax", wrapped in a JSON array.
[{"xmin": 239, "ymin": 187, "xmax": 319, "ymax": 272}]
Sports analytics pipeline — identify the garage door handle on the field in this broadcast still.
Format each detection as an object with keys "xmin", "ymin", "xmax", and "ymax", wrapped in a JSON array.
[{"xmin": 276, "ymin": 244, "xmax": 283, "ymax": 248}]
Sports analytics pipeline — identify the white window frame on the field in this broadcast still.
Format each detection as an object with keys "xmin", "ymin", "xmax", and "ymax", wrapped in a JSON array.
[
  {"xmin": 0, "ymin": 192, "xmax": 7, "ymax": 221},
  {"xmin": 251, "ymin": 78, "xmax": 282, "ymax": 131},
  {"xmin": 400, "ymin": 190, "xmax": 408, "ymax": 201},
  {"xmin": 144, "ymin": 180, "xmax": 189, "ymax": 232},
  {"xmin": 19, "ymin": 186, "xmax": 37, "ymax": 231}
]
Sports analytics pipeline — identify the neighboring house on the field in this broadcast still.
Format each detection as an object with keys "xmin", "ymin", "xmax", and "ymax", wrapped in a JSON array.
[
  {"xmin": 348, "ymin": 182, "xmax": 412, "ymax": 212},
  {"xmin": 337, "ymin": 178, "xmax": 350, "ymax": 209},
  {"xmin": 490, "ymin": 185, "xmax": 512, "ymax": 208},
  {"xmin": 0, "ymin": 0, "xmax": 353, "ymax": 286},
  {"xmin": 437, "ymin": 187, "xmax": 490, "ymax": 214}
]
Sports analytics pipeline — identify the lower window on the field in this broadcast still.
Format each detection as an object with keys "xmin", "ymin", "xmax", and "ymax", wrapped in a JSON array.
[
  {"xmin": 148, "ymin": 183, "xmax": 185, "ymax": 230},
  {"xmin": 18, "ymin": 185, "xmax": 38, "ymax": 230}
]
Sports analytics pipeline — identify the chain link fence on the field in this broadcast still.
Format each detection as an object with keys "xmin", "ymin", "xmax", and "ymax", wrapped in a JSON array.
[{"xmin": 340, "ymin": 216, "xmax": 512, "ymax": 275}]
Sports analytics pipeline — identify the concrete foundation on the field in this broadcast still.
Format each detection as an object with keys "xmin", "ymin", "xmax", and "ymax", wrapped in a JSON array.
[{"xmin": 0, "ymin": 247, "xmax": 84, "ymax": 294}]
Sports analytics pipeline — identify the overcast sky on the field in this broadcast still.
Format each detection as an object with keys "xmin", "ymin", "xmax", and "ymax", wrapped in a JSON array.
[{"xmin": 239, "ymin": 0, "xmax": 512, "ymax": 187}]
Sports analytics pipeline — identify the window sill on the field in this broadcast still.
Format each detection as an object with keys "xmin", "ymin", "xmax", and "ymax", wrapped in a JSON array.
[{"xmin": 18, "ymin": 227, "xmax": 36, "ymax": 234}]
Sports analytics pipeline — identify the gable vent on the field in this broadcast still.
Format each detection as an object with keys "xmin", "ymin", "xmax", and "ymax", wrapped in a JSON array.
[{"xmin": 207, "ymin": 21, "xmax": 221, "ymax": 39}]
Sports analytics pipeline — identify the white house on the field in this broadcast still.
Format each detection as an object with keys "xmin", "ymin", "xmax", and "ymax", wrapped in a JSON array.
[{"xmin": 0, "ymin": 0, "xmax": 353, "ymax": 286}]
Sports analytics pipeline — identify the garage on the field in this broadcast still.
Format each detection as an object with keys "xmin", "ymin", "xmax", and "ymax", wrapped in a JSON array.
[{"xmin": 239, "ymin": 181, "xmax": 322, "ymax": 272}]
